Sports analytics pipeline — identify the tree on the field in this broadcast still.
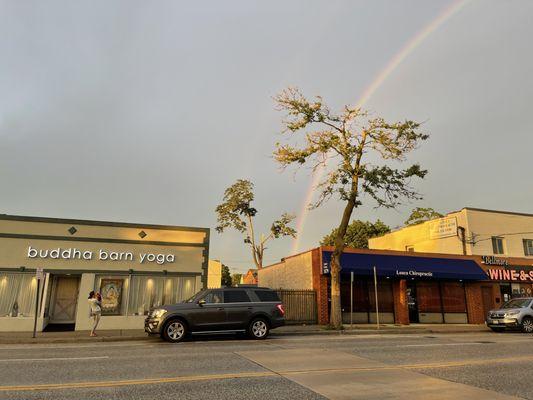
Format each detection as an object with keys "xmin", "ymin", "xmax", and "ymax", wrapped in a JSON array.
[
  {"xmin": 221, "ymin": 264, "xmax": 232, "ymax": 287},
  {"xmin": 404, "ymin": 207, "xmax": 443, "ymax": 226},
  {"xmin": 215, "ymin": 179, "xmax": 296, "ymax": 269},
  {"xmin": 231, "ymin": 273, "xmax": 243, "ymax": 287},
  {"xmin": 321, "ymin": 220, "xmax": 390, "ymax": 249},
  {"xmin": 274, "ymin": 87, "xmax": 428, "ymax": 328}
]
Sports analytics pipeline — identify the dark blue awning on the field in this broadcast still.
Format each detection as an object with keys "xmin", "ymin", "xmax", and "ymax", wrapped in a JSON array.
[{"xmin": 321, "ymin": 251, "xmax": 488, "ymax": 280}]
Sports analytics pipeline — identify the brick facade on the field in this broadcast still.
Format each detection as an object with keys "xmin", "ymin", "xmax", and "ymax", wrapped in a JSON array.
[
  {"xmin": 392, "ymin": 279, "xmax": 409, "ymax": 325},
  {"xmin": 311, "ymin": 248, "xmax": 329, "ymax": 324},
  {"xmin": 260, "ymin": 246, "xmax": 516, "ymax": 326},
  {"xmin": 465, "ymin": 283, "xmax": 485, "ymax": 324}
]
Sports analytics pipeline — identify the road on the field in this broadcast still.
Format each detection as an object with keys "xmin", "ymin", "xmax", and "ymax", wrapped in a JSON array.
[{"xmin": 0, "ymin": 331, "xmax": 532, "ymax": 399}]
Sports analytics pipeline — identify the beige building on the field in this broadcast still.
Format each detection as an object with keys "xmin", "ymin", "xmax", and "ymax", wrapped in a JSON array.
[
  {"xmin": 207, "ymin": 260, "xmax": 222, "ymax": 288},
  {"xmin": 0, "ymin": 214, "xmax": 209, "ymax": 332},
  {"xmin": 369, "ymin": 207, "xmax": 533, "ymax": 258}
]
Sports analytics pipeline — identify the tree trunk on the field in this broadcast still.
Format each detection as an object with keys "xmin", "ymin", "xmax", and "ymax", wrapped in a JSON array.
[
  {"xmin": 329, "ymin": 196, "xmax": 357, "ymax": 329},
  {"xmin": 329, "ymin": 254, "xmax": 342, "ymax": 328}
]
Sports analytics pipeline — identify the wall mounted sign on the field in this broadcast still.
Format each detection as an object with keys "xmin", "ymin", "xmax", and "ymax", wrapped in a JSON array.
[
  {"xmin": 322, "ymin": 262, "xmax": 331, "ymax": 275},
  {"xmin": 487, "ymin": 268, "xmax": 533, "ymax": 282},
  {"xmin": 428, "ymin": 217, "xmax": 458, "ymax": 239},
  {"xmin": 395, "ymin": 270, "xmax": 433, "ymax": 278},
  {"xmin": 27, "ymin": 246, "xmax": 176, "ymax": 265},
  {"xmin": 481, "ymin": 255, "xmax": 509, "ymax": 266}
]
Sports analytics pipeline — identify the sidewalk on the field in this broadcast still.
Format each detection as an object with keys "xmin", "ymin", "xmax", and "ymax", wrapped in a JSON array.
[{"xmin": 0, "ymin": 323, "xmax": 490, "ymax": 345}]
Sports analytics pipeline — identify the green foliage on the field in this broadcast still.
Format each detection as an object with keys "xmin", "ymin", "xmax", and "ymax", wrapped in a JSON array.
[
  {"xmin": 404, "ymin": 207, "xmax": 443, "ymax": 226},
  {"xmin": 321, "ymin": 220, "xmax": 390, "ymax": 248},
  {"xmin": 215, "ymin": 179, "xmax": 296, "ymax": 269},
  {"xmin": 221, "ymin": 264, "xmax": 232, "ymax": 287},
  {"xmin": 215, "ymin": 179, "xmax": 256, "ymax": 234},
  {"xmin": 231, "ymin": 273, "xmax": 242, "ymax": 287},
  {"xmin": 274, "ymin": 88, "xmax": 429, "ymax": 210}
]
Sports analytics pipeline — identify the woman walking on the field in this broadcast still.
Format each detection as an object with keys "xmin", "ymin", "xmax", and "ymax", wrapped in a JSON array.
[{"xmin": 88, "ymin": 291, "xmax": 101, "ymax": 337}]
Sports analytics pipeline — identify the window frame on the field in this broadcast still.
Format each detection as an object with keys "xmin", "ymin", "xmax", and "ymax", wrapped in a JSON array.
[
  {"xmin": 491, "ymin": 236, "xmax": 505, "ymax": 255},
  {"xmin": 523, "ymin": 239, "xmax": 533, "ymax": 256},
  {"xmin": 200, "ymin": 290, "xmax": 224, "ymax": 304},
  {"xmin": 223, "ymin": 289, "xmax": 251, "ymax": 303}
]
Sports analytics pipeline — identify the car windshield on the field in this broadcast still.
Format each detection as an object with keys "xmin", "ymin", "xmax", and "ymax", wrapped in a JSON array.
[
  {"xmin": 501, "ymin": 298, "xmax": 532, "ymax": 309},
  {"xmin": 184, "ymin": 290, "xmax": 206, "ymax": 303}
]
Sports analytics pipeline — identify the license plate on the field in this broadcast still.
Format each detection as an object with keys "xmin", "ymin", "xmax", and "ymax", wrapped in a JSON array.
[{"xmin": 492, "ymin": 320, "xmax": 499, "ymax": 324}]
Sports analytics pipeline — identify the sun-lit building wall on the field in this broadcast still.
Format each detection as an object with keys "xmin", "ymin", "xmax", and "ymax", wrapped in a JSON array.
[
  {"xmin": 0, "ymin": 215, "xmax": 209, "ymax": 332},
  {"xmin": 369, "ymin": 208, "xmax": 533, "ymax": 258}
]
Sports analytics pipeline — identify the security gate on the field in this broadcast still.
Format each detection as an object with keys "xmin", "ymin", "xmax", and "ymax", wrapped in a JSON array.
[{"xmin": 275, "ymin": 289, "xmax": 317, "ymax": 324}]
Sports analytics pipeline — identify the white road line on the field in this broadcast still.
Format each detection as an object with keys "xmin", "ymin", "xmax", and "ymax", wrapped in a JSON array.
[
  {"xmin": 397, "ymin": 342, "xmax": 486, "ymax": 348},
  {"xmin": 0, "ymin": 356, "xmax": 109, "ymax": 362}
]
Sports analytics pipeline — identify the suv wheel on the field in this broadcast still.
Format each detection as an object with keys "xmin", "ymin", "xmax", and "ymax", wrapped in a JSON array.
[
  {"xmin": 162, "ymin": 319, "xmax": 187, "ymax": 343},
  {"xmin": 248, "ymin": 318, "xmax": 269, "ymax": 340},
  {"xmin": 521, "ymin": 317, "xmax": 533, "ymax": 333}
]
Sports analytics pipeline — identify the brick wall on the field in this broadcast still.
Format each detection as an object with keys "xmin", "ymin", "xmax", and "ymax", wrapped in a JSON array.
[
  {"xmin": 465, "ymin": 283, "xmax": 485, "ymax": 324},
  {"xmin": 392, "ymin": 279, "xmax": 409, "ymax": 325},
  {"xmin": 258, "ymin": 251, "xmax": 314, "ymax": 290},
  {"xmin": 311, "ymin": 248, "xmax": 329, "ymax": 325}
]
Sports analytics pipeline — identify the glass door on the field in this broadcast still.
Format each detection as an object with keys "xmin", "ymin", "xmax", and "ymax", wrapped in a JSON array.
[{"xmin": 406, "ymin": 282, "xmax": 419, "ymax": 323}]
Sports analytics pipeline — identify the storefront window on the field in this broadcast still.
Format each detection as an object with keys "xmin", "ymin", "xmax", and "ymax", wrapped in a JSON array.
[
  {"xmin": 512, "ymin": 283, "xmax": 533, "ymax": 298},
  {"xmin": 368, "ymin": 280, "xmax": 394, "ymax": 313},
  {"xmin": 127, "ymin": 275, "xmax": 197, "ymax": 316},
  {"xmin": 441, "ymin": 282, "xmax": 466, "ymax": 313},
  {"xmin": 0, "ymin": 273, "xmax": 37, "ymax": 317},
  {"xmin": 416, "ymin": 282, "xmax": 442, "ymax": 313}
]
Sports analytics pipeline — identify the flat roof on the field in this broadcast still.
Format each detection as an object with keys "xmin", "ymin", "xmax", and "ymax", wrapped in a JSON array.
[
  {"xmin": 461, "ymin": 207, "xmax": 533, "ymax": 218},
  {"xmin": 0, "ymin": 213, "xmax": 209, "ymax": 232}
]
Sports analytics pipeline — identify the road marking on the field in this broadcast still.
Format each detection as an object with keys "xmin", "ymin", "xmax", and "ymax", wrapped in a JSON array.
[
  {"xmin": 274, "ymin": 354, "xmax": 533, "ymax": 375},
  {"xmin": 2, "ymin": 353, "xmax": 533, "ymax": 392},
  {"xmin": 400, "ymin": 354, "xmax": 533, "ymax": 369},
  {"xmin": 0, "ymin": 356, "xmax": 109, "ymax": 363},
  {"xmin": 397, "ymin": 342, "xmax": 489, "ymax": 347},
  {"xmin": 0, "ymin": 371, "xmax": 277, "ymax": 392}
]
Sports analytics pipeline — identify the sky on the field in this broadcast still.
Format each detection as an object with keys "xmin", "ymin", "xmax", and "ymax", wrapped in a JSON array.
[{"xmin": 1, "ymin": 0, "xmax": 532, "ymax": 273}]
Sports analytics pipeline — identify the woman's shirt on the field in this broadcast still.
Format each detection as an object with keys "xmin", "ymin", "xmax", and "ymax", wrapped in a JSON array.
[{"xmin": 88, "ymin": 298, "xmax": 101, "ymax": 314}]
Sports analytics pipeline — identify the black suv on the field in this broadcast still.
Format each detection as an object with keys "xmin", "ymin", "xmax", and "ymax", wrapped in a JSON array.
[{"xmin": 144, "ymin": 286, "xmax": 285, "ymax": 342}]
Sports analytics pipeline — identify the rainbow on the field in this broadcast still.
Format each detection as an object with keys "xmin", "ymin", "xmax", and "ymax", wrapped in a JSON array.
[{"xmin": 291, "ymin": 0, "xmax": 470, "ymax": 254}]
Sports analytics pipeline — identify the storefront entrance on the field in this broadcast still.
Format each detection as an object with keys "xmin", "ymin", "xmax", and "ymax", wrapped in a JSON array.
[
  {"xmin": 406, "ymin": 282, "xmax": 419, "ymax": 323},
  {"xmin": 49, "ymin": 276, "xmax": 80, "ymax": 325}
]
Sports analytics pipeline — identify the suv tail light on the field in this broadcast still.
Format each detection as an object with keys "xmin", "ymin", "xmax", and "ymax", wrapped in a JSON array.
[{"xmin": 276, "ymin": 303, "xmax": 285, "ymax": 316}]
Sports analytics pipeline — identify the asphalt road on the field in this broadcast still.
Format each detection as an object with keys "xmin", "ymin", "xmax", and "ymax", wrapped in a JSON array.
[{"xmin": 0, "ymin": 331, "xmax": 532, "ymax": 399}]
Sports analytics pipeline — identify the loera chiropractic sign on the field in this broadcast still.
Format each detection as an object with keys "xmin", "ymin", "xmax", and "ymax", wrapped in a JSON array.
[{"xmin": 27, "ymin": 246, "xmax": 176, "ymax": 265}]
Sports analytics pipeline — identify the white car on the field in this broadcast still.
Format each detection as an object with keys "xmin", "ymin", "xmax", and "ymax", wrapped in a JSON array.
[{"xmin": 486, "ymin": 297, "xmax": 533, "ymax": 333}]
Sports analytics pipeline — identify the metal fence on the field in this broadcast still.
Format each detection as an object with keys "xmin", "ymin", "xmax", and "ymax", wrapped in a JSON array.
[{"xmin": 275, "ymin": 289, "xmax": 317, "ymax": 324}]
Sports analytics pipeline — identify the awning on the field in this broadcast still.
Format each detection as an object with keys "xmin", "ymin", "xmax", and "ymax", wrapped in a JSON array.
[{"xmin": 321, "ymin": 251, "xmax": 488, "ymax": 280}]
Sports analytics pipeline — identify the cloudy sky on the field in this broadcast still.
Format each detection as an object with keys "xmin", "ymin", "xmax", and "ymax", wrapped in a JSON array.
[{"xmin": 1, "ymin": 0, "xmax": 532, "ymax": 272}]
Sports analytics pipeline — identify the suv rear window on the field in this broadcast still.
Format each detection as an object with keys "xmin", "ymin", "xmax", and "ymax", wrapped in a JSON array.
[
  {"xmin": 224, "ymin": 290, "xmax": 251, "ymax": 303},
  {"xmin": 254, "ymin": 290, "xmax": 280, "ymax": 302}
]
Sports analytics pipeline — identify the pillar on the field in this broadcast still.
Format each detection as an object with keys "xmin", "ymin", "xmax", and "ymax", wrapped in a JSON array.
[
  {"xmin": 393, "ymin": 279, "xmax": 409, "ymax": 325},
  {"xmin": 312, "ymin": 248, "xmax": 329, "ymax": 325}
]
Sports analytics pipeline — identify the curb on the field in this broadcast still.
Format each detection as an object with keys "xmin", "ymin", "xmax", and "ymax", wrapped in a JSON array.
[{"xmin": 0, "ymin": 327, "xmax": 490, "ymax": 345}]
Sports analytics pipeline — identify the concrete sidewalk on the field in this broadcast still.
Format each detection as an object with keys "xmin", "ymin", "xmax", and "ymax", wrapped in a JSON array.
[{"xmin": 0, "ymin": 323, "xmax": 490, "ymax": 345}]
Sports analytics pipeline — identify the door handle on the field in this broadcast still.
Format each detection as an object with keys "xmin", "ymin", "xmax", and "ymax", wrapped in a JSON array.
[
  {"xmin": 217, "ymin": 307, "xmax": 225, "ymax": 311},
  {"xmin": 247, "ymin": 307, "xmax": 253, "ymax": 310}
]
